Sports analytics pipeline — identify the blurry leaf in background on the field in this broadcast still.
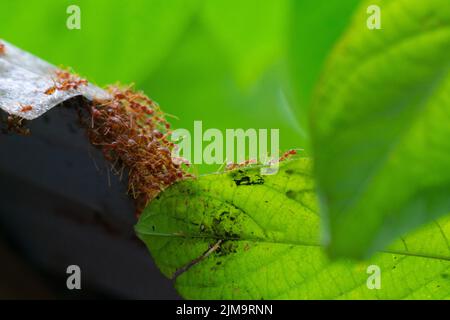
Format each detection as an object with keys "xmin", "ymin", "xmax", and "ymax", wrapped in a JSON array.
[
  {"xmin": 136, "ymin": 159, "xmax": 450, "ymax": 299},
  {"xmin": 310, "ymin": 0, "xmax": 450, "ymax": 258},
  {"xmin": 201, "ymin": 0, "xmax": 288, "ymax": 88},
  {"xmin": 288, "ymin": 0, "xmax": 361, "ymax": 138},
  {"xmin": 0, "ymin": 0, "xmax": 201, "ymax": 85}
]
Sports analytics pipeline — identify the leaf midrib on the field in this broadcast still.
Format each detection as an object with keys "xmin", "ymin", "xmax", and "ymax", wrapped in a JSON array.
[{"xmin": 136, "ymin": 228, "xmax": 450, "ymax": 262}]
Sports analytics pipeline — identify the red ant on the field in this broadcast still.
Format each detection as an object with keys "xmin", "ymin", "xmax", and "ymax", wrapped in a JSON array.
[
  {"xmin": 19, "ymin": 104, "xmax": 33, "ymax": 113},
  {"xmin": 279, "ymin": 149, "xmax": 298, "ymax": 162},
  {"xmin": 44, "ymin": 86, "xmax": 57, "ymax": 95},
  {"xmin": 225, "ymin": 159, "xmax": 257, "ymax": 171},
  {"xmin": 0, "ymin": 43, "xmax": 5, "ymax": 55}
]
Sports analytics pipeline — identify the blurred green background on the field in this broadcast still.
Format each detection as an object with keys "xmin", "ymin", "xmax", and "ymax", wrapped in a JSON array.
[{"xmin": 1, "ymin": 0, "xmax": 360, "ymax": 173}]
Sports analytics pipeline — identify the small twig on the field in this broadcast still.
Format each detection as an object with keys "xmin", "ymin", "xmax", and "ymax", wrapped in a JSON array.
[{"xmin": 172, "ymin": 240, "xmax": 223, "ymax": 280}]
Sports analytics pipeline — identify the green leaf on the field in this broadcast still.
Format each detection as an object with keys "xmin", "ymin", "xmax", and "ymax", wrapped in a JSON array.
[
  {"xmin": 136, "ymin": 159, "xmax": 450, "ymax": 299},
  {"xmin": 288, "ymin": 0, "xmax": 361, "ymax": 132},
  {"xmin": 310, "ymin": 0, "xmax": 450, "ymax": 258}
]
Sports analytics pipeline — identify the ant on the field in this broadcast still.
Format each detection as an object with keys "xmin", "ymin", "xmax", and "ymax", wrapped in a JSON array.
[
  {"xmin": 225, "ymin": 159, "xmax": 258, "ymax": 171},
  {"xmin": 0, "ymin": 43, "xmax": 5, "ymax": 55},
  {"xmin": 279, "ymin": 149, "xmax": 298, "ymax": 162},
  {"xmin": 19, "ymin": 104, "xmax": 33, "ymax": 113},
  {"xmin": 44, "ymin": 86, "xmax": 57, "ymax": 95}
]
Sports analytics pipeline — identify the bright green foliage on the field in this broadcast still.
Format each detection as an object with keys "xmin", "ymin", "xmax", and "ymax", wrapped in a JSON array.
[
  {"xmin": 136, "ymin": 159, "xmax": 450, "ymax": 299},
  {"xmin": 0, "ymin": 0, "xmax": 201, "ymax": 85},
  {"xmin": 310, "ymin": 0, "xmax": 450, "ymax": 258},
  {"xmin": 289, "ymin": 0, "xmax": 361, "ymax": 134}
]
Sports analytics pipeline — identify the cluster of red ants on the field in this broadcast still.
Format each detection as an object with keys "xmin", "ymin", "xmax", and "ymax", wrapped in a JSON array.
[
  {"xmin": 44, "ymin": 69, "xmax": 88, "ymax": 95},
  {"xmin": 17, "ymin": 70, "xmax": 89, "ymax": 115},
  {"xmin": 85, "ymin": 85, "xmax": 193, "ymax": 214}
]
